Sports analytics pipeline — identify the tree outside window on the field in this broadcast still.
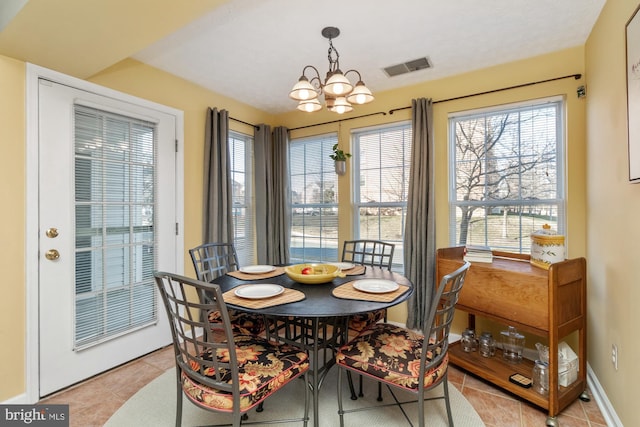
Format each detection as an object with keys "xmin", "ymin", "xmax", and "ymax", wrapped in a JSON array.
[{"xmin": 449, "ymin": 98, "xmax": 565, "ymax": 253}]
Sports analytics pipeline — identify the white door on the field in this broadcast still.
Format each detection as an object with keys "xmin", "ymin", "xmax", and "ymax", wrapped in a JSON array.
[{"xmin": 38, "ymin": 79, "xmax": 176, "ymax": 396}]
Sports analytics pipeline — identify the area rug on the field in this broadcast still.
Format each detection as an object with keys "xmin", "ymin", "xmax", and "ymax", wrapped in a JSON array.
[{"xmin": 105, "ymin": 368, "xmax": 485, "ymax": 426}]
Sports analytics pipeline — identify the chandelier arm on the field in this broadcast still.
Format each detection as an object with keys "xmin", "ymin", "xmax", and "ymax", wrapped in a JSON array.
[
  {"xmin": 343, "ymin": 69, "xmax": 363, "ymax": 82},
  {"xmin": 302, "ymin": 65, "xmax": 321, "ymax": 80}
]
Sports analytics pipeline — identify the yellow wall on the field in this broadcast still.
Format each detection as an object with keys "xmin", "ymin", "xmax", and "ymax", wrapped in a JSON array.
[
  {"xmin": 0, "ymin": 55, "xmax": 26, "ymax": 401},
  {"xmin": 585, "ymin": 1, "xmax": 640, "ymax": 424},
  {"xmin": 1, "ymin": 45, "xmax": 589, "ymax": 403}
]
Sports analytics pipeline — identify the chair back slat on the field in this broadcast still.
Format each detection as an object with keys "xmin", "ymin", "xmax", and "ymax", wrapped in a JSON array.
[
  {"xmin": 189, "ymin": 243, "xmax": 240, "ymax": 282},
  {"xmin": 421, "ymin": 262, "xmax": 470, "ymax": 376},
  {"xmin": 154, "ymin": 272, "xmax": 239, "ymax": 394},
  {"xmin": 342, "ymin": 240, "xmax": 395, "ymax": 271}
]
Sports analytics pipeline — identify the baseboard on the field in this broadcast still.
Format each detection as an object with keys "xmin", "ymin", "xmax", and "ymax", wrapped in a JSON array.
[
  {"xmin": 2, "ymin": 393, "xmax": 28, "ymax": 405},
  {"xmin": 586, "ymin": 363, "xmax": 622, "ymax": 427}
]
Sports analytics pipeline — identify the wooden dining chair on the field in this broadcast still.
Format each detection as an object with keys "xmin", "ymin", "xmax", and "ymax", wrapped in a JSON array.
[
  {"xmin": 335, "ymin": 261, "xmax": 470, "ymax": 427},
  {"xmin": 189, "ymin": 242, "xmax": 266, "ymax": 336},
  {"xmin": 341, "ymin": 239, "xmax": 395, "ymax": 399},
  {"xmin": 154, "ymin": 271, "xmax": 310, "ymax": 427}
]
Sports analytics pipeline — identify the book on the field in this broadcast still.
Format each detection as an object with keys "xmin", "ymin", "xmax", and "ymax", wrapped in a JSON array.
[{"xmin": 463, "ymin": 245, "xmax": 493, "ymax": 263}]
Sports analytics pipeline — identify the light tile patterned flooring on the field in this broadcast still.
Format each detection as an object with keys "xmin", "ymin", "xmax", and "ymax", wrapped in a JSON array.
[{"xmin": 39, "ymin": 345, "xmax": 607, "ymax": 427}]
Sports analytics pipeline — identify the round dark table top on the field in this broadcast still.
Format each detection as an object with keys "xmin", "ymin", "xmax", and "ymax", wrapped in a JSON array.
[{"xmin": 211, "ymin": 266, "xmax": 413, "ymax": 318}]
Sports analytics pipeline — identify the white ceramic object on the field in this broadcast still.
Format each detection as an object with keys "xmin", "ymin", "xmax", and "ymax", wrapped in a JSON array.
[
  {"xmin": 239, "ymin": 265, "xmax": 276, "ymax": 274},
  {"xmin": 234, "ymin": 284, "xmax": 284, "ymax": 299},
  {"xmin": 530, "ymin": 224, "xmax": 565, "ymax": 270},
  {"xmin": 353, "ymin": 279, "xmax": 399, "ymax": 294}
]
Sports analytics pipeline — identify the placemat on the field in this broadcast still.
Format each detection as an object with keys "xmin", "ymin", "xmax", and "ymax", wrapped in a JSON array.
[
  {"xmin": 344, "ymin": 265, "xmax": 366, "ymax": 276},
  {"xmin": 223, "ymin": 286, "xmax": 305, "ymax": 309},
  {"xmin": 227, "ymin": 267, "xmax": 286, "ymax": 281},
  {"xmin": 332, "ymin": 280, "xmax": 410, "ymax": 303}
]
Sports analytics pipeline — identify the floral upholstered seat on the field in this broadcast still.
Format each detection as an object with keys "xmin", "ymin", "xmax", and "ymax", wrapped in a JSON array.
[
  {"xmin": 347, "ymin": 310, "xmax": 386, "ymax": 335},
  {"xmin": 337, "ymin": 323, "xmax": 447, "ymax": 390},
  {"xmin": 335, "ymin": 261, "xmax": 470, "ymax": 427},
  {"xmin": 181, "ymin": 333, "xmax": 309, "ymax": 413},
  {"xmin": 154, "ymin": 272, "xmax": 310, "ymax": 427},
  {"xmin": 207, "ymin": 309, "xmax": 266, "ymax": 336}
]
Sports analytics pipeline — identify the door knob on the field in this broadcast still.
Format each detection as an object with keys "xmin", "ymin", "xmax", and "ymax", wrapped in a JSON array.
[
  {"xmin": 45, "ymin": 249, "xmax": 60, "ymax": 261},
  {"xmin": 46, "ymin": 228, "xmax": 59, "ymax": 238}
]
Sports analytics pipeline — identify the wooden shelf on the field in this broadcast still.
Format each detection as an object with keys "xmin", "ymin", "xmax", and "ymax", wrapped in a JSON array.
[{"xmin": 438, "ymin": 247, "xmax": 587, "ymax": 420}]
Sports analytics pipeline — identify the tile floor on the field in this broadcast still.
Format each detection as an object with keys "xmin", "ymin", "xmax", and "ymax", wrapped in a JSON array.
[{"xmin": 39, "ymin": 345, "xmax": 608, "ymax": 427}]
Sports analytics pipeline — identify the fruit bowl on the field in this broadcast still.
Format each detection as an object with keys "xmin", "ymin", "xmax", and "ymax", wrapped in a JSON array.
[{"xmin": 284, "ymin": 263, "xmax": 344, "ymax": 284}]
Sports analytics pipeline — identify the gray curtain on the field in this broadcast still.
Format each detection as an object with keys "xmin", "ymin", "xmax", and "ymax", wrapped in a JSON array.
[
  {"xmin": 254, "ymin": 125, "xmax": 291, "ymax": 264},
  {"xmin": 405, "ymin": 98, "xmax": 436, "ymax": 330},
  {"xmin": 202, "ymin": 107, "xmax": 233, "ymax": 244}
]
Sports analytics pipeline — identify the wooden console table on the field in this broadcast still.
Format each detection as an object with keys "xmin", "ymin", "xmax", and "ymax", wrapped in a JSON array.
[{"xmin": 436, "ymin": 247, "xmax": 587, "ymax": 426}]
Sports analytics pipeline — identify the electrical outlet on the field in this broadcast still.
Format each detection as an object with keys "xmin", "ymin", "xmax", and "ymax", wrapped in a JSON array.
[{"xmin": 612, "ymin": 344, "xmax": 618, "ymax": 370}]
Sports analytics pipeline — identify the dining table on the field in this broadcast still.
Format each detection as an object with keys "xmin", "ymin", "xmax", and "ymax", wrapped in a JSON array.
[{"xmin": 211, "ymin": 263, "xmax": 413, "ymax": 427}]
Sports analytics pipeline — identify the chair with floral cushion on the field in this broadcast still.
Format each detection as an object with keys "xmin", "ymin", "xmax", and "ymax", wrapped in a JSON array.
[
  {"xmin": 341, "ymin": 239, "xmax": 395, "ymax": 399},
  {"xmin": 154, "ymin": 271, "xmax": 310, "ymax": 427},
  {"xmin": 190, "ymin": 242, "xmax": 267, "ymax": 336},
  {"xmin": 335, "ymin": 261, "xmax": 470, "ymax": 427}
]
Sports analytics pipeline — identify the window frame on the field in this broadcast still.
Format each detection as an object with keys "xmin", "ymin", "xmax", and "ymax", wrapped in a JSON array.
[
  {"xmin": 447, "ymin": 96, "xmax": 566, "ymax": 253},
  {"xmin": 288, "ymin": 132, "xmax": 340, "ymax": 263},
  {"xmin": 352, "ymin": 122, "xmax": 412, "ymax": 272},
  {"xmin": 229, "ymin": 130, "xmax": 256, "ymax": 266}
]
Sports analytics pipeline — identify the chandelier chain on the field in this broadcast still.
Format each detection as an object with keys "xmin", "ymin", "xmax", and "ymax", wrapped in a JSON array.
[{"xmin": 327, "ymin": 38, "xmax": 340, "ymax": 74}]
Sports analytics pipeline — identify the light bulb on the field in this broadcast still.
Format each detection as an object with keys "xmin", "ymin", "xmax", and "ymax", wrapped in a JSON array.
[
  {"xmin": 333, "ymin": 83, "xmax": 345, "ymax": 95},
  {"xmin": 335, "ymin": 105, "xmax": 346, "ymax": 114},
  {"xmin": 355, "ymin": 93, "xmax": 366, "ymax": 104},
  {"xmin": 299, "ymin": 89, "xmax": 310, "ymax": 100},
  {"xmin": 304, "ymin": 102, "xmax": 315, "ymax": 112}
]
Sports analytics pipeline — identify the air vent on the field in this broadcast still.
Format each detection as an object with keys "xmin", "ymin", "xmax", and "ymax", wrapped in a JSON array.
[{"xmin": 383, "ymin": 57, "xmax": 433, "ymax": 77}]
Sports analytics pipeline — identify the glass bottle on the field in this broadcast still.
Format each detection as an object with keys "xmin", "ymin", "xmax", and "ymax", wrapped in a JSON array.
[
  {"xmin": 532, "ymin": 359, "xmax": 550, "ymax": 395},
  {"xmin": 478, "ymin": 331, "xmax": 495, "ymax": 357},
  {"xmin": 461, "ymin": 328, "xmax": 478, "ymax": 352}
]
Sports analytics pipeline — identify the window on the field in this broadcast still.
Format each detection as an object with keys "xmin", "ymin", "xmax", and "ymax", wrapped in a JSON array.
[
  {"xmin": 448, "ymin": 97, "xmax": 565, "ymax": 253},
  {"xmin": 353, "ymin": 124, "xmax": 412, "ymax": 271},
  {"xmin": 74, "ymin": 104, "xmax": 157, "ymax": 348},
  {"xmin": 229, "ymin": 131, "xmax": 256, "ymax": 265},
  {"xmin": 289, "ymin": 133, "xmax": 339, "ymax": 263}
]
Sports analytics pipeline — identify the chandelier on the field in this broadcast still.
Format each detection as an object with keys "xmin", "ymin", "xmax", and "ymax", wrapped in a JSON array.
[{"xmin": 289, "ymin": 26, "xmax": 374, "ymax": 114}]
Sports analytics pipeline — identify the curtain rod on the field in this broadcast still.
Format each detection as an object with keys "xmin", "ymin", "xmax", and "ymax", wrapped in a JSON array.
[
  {"xmin": 288, "ymin": 111, "xmax": 387, "ymax": 131},
  {"xmin": 230, "ymin": 116, "xmax": 259, "ymax": 129},
  {"xmin": 388, "ymin": 73, "xmax": 582, "ymax": 115}
]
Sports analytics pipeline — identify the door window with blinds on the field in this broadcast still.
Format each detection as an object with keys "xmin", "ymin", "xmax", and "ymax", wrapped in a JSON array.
[
  {"xmin": 74, "ymin": 104, "xmax": 157, "ymax": 349},
  {"xmin": 229, "ymin": 131, "xmax": 256, "ymax": 266},
  {"xmin": 289, "ymin": 134, "xmax": 339, "ymax": 263},
  {"xmin": 352, "ymin": 124, "xmax": 412, "ymax": 271},
  {"xmin": 448, "ymin": 97, "xmax": 565, "ymax": 253}
]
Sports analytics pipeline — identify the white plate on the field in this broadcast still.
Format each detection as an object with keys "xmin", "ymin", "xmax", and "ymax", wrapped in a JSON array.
[
  {"xmin": 353, "ymin": 279, "xmax": 399, "ymax": 294},
  {"xmin": 234, "ymin": 284, "xmax": 284, "ymax": 299},
  {"xmin": 239, "ymin": 265, "xmax": 276, "ymax": 274},
  {"xmin": 329, "ymin": 262, "xmax": 355, "ymax": 271}
]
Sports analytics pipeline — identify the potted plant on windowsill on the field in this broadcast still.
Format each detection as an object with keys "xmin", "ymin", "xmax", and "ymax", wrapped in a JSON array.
[{"xmin": 330, "ymin": 143, "xmax": 351, "ymax": 176}]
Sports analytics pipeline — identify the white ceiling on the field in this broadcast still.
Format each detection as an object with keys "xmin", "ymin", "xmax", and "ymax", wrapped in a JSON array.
[{"xmin": 133, "ymin": 0, "xmax": 606, "ymax": 114}]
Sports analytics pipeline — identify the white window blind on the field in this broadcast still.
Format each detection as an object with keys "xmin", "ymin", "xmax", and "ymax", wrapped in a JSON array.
[
  {"xmin": 289, "ymin": 133, "xmax": 339, "ymax": 263},
  {"xmin": 448, "ymin": 98, "xmax": 565, "ymax": 252},
  {"xmin": 229, "ymin": 131, "xmax": 256, "ymax": 266},
  {"xmin": 74, "ymin": 104, "xmax": 157, "ymax": 350},
  {"xmin": 353, "ymin": 124, "xmax": 412, "ymax": 272}
]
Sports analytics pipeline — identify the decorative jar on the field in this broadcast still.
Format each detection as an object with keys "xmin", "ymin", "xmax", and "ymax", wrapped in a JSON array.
[
  {"xmin": 501, "ymin": 326, "xmax": 525, "ymax": 363},
  {"xmin": 530, "ymin": 224, "xmax": 565, "ymax": 270}
]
